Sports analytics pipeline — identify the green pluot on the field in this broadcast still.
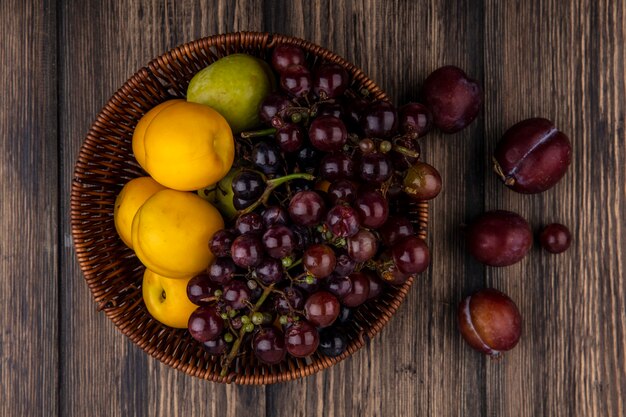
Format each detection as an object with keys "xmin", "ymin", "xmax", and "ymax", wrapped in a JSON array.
[{"xmin": 187, "ymin": 54, "xmax": 275, "ymax": 133}]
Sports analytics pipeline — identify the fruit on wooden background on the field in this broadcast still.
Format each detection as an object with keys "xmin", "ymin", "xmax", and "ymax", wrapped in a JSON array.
[{"xmin": 142, "ymin": 269, "xmax": 198, "ymax": 329}]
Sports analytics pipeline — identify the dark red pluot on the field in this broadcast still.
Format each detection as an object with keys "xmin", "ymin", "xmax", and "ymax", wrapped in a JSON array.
[
  {"xmin": 466, "ymin": 210, "xmax": 532, "ymax": 267},
  {"xmin": 457, "ymin": 288, "xmax": 522, "ymax": 357},
  {"xmin": 539, "ymin": 223, "xmax": 572, "ymax": 253},
  {"xmin": 493, "ymin": 118, "xmax": 572, "ymax": 194}
]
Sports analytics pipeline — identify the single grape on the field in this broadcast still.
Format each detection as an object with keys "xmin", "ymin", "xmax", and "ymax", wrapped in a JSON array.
[
  {"xmin": 539, "ymin": 223, "xmax": 572, "ymax": 254},
  {"xmin": 366, "ymin": 273, "xmax": 384, "ymax": 299},
  {"xmin": 288, "ymin": 191, "xmax": 326, "ymax": 226},
  {"xmin": 252, "ymin": 141, "xmax": 283, "ymax": 175},
  {"xmin": 326, "ymin": 205, "xmax": 360, "ymax": 237},
  {"xmin": 294, "ymin": 278, "xmax": 322, "ymax": 294},
  {"xmin": 342, "ymin": 272, "xmax": 371, "ymax": 307},
  {"xmin": 233, "ymin": 196, "xmax": 255, "ymax": 211},
  {"xmin": 223, "ymin": 280, "xmax": 251, "ymax": 310},
  {"xmin": 308, "ymin": 116, "xmax": 348, "ymax": 152},
  {"xmin": 324, "ymin": 274, "xmax": 352, "ymax": 299},
  {"xmin": 318, "ymin": 327, "xmax": 348, "ymax": 357},
  {"xmin": 319, "ymin": 153, "xmax": 354, "ymax": 181},
  {"xmin": 337, "ymin": 306, "xmax": 353, "ymax": 324},
  {"xmin": 259, "ymin": 92, "xmax": 293, "ymax": 125},
  {"xmin": 403, "ymin": 162, "xmax": 442, "ymax": 200},
  {"xmin": 208, "ymin": 257, "xmax": 236, "ymax": 285},
  {"xmin": 304, "ymin": 244, "xmax": 337, "ymax": 279},
  {"xmin": 327, "ymin": 179, "xmax": 357, "ymax": 205},
  {"xmin": 203, "ymin": 337, "xmax": 227, "ymax": 355},
  {"xmin": 231, "ymin": 234, "xmax": 264, "ymax": 268},
  {"xmin": 209, "ymin": 229, "xmax": 235, "ymax": 257},
  {"xmin": 359, "ymin": 151, "xmax": 393, "ymax": 183},
  {"xmin": 188, "ymin": 305, "xmax": 223, "ymax": 342},
  {"xmin": 354, "ymin": 189, "xmax": 389, "ymax": 228},
  {"xmin": 333, "ymin": 251, "xmax": 356, "ymax": 276},
  {"xmin": 187, "ymin": 273, "xmax": 218, "ymax": 305},
  {"xmin": 304, "ymin": 291, "xmax": 341, "ymax": 327},
  {"xmin": 274, "ymin": 287, "xmax": 305, "ymax": 314},
  {"xmin": 360, "ymin": 100, "xmax": 398, "ymax": 138},
  {"xmin": 399, "ymin": 102, "xmax": 432, "ymax": 138},
  {"xmin": 296, "ymin": 146, "xmax": 320, "ymax": 173},
  {"xmin": 253, "ymin": 326, "xmax": 287, "ymax": 365},
  {"xmin": 285, "ymin": 320, "xmax": 320, "ymax": 358},
  {"xmin": 231, "ymin": 171, "xmax": 265, "ymax": 201},
  {"xmin": 379, "ymin": 216, "xmax": 415, "ymax": 246},
  {"xmin": 280, "ymin": 64, "xmax": 311, "ymax": 97},
  {"xmin": 262, "ymin": 206, "xmax": 289, "ymax": 227},
  {"xmin": 391, "ymin": 235, "xmax": 430, "ymax": 274},
  {"xmin": 235, "ymin": 212, "xmax": 264, "ymax": 235},
  {"xmin": 346, "ymin": 229, "xmax": 378, "ymax": 262},
  {"xmin": 255, "ymin": 258, "xmax": 284, "ymax": 285},
  {"xmin": 272, "ymin": 44, "xmax": 306, "ymax": 74},
  {"xmin": 275, "ymin": 123, "xmax": 305, "ymax": 152},
  {"xmin": 313, "ymin": 63, "xmax": 349, "ymax": 99},
  {"xmin": 262, "ymin": 225, "xmax": 295, "ymax": 259},
  {"xmin": 342, "ymin": 96, "xmax": 368, "ymax": 131}
]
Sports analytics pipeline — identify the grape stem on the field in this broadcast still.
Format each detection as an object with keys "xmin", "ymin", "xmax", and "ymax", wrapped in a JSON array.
[
  {"xmin": 220, "ymin": 284, "xmax": 275, "ymax": 377},
  {"xmin": 240, "ymin": 127, "xmax": 277, "ymax": 139},
  {"xmin": 237, "ymin": 172, "xmax": 316, "ymax": 216}
]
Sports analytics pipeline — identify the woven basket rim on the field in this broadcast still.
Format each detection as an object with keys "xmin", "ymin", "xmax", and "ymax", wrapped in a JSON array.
[{"xmin": 70, "ymin": 31, "xmax": 429, "ymax": 384}]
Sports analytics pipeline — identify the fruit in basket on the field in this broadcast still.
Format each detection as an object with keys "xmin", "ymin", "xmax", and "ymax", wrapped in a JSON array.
[
  {"xmin": 137, "ymin": 100, "xmax": 234, "ymax": 191},
  {"xmin": 466, "ymin": 210, "xmax": 532, "ymax": 267},
  {"xmin": 187, "ymin": 54, "xmax": 274, "ymax": 133},
  {"xmin": 457, "ymin": 288, "xmax": 522, "ymax": 357},
  {"xmin": 422, "ymin": 65, "xmax": 482, "ymax": 133},
  {"xmin": 113, "ymin": 176, "xmax": 166, "ymax": 249},
  {"xmin": 142, "ymin": 269, "xmax": 198, "ymax": 328},
  {"xmin": 132, "ymin": 99, "xmax": 184, "ymax": 168},
  {"xmin": 493, "ymin": 118, "xmax": 572, "ymax": 193},
  {"xmin": 132, "ymin": 189, "xmax": 224, "ymax": 278}
]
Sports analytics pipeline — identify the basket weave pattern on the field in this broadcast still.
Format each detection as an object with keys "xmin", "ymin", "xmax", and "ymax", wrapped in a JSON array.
[{"xmin": 70, "ymin": 31, "xmax": 428, "ymax": 384}]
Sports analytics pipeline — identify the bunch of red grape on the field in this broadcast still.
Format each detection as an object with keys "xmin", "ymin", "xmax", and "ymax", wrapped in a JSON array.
[{"xmin": 185, "ymin": 44, "xmax": 442, "ymax": 376}]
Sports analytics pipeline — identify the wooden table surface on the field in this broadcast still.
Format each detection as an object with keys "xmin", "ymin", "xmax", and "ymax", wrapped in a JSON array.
[{"xmin": 2, "ymin": 0, "xmax": 625, "ymax": 416}]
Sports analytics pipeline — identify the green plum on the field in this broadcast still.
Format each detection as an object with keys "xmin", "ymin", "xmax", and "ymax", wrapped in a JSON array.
[{"xmin": 187, "ymin": 54, "xmax": 275, "ymax": 133}]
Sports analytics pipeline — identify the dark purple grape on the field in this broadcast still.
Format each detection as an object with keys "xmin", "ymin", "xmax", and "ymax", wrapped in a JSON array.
[
  {"xmin": 275, "ymin": 123, "xmax": 304, "ymax": 152},
  {"xmin": 296, "ymin": 146, "xmax": 320, "ymax": 173},
  {"xmin": 325, "ymin": 274, "xmax": 352, "ymax": 299},
  {"xmin": 208, "ymin": 257, "xmax": 236, "ymax": 285},
  {"xmin": 280, "ymin": 65, "xmax": 311, "ymax": 97},
  {"xmin": 259, "ymin": 92, "xmax": 293, "ymax": 125},
  {"xmin": 262, "ymin": 225, "xmax": 295, "ymax": 259},
  {"xmin": 274, "ymin": 287, "xmax": 305, "ymax": 314},
  {"xmin": 391, "ymin": 235, "xmax": 430, "ymax": 275},
  {"xmin": 422, "ymin": 65, "xmax": 482, "ymax": 133},
  {"xmin": 390, "ymin": 136, "xmax": 421, "ymax": 171},
  {"xmin": 203, "ymin": 337, "xmax": 227, "ymax": 355},
  {"xmin": 305, "ymin": 291, "xmax": 341, "ymax": 328},
  {"xmin": 232, "ymin": 171, "xmax": 265, "ymax": 201},
  {"xmin": 379, "ymin": 216, "xmax": 415, "ymax": 246},
  {"xmin": 255, "ymin": 258, "xmax": 284, "ymax": 285},
  {"xmin": 223, "ymin": 280, "xmax": 251, "ymax": 310},
  {"xmin": 303, "ymin": 244, "xmax": 337, "ymax": 278},
  {"xmin": 313, "ymin": 63, "xmax": 349, "ymax": 99},
  {"xmin": 188, "ymin": 305, "xmax": 223, "ymax": 342},
  {"xmin": 342, "ymin": 272, "xmax": 371, "ymax": 307},
  {"xmin": 272, "ymin": 44, "xmax": 306, "ymax": 74},
  {"xmin": 235, "ymin": 212, "xmax": 264, "ymax": 235},
  {"xmin": 318, "ymin": 327, "xmax": 348, "ymax": 357},
  {"xmin": 466, "ymin": 210, "xmax": 532, "ymax": 267},
  {"xmin": 360, "ymin": 100, "xmax": 398, "ymax": 138},
  {"xmin": 346, "ymin": 228, "xmax": 378, "ymax": 262},
  {"xmin": 326, "ymin": 205, "xmax": 360, "ymax": 237},
  {"xmin": 341, "ymin": 96, "xmax": 368, "ymax": 131},
  {"xmin": 337, "ymin": 306, "xmax": 352, "ymax": 324},
  {"xmin": 288, "ymin": 191, "xmax": 326, "ymax": 226},
  {"xmin": 316, "ymin": 102, "xmax": 343, "ymax": 118},
  {"xmin": 233, "ymin": 196, "xmax": 254, "ymax": 211},
  {"xmin": 327, "ymin": 179, "xmax": 357, "ymax": 205},
  {"xmin": 285, "ymin": 320, "xmax": 320, "ymax": 358},
  {"xmin": 253, "ymin": 326, "xmax": 287, "ymax": 365},
  {"xmin": 399, "ymin": 102, "xmax": 432, "ymax": 138},
  {"xmin": 294, "ymin": 279, "xmax": 321, "ymax": 294},
  {"xmin": 231, "ymin": 234, "xmax": 264, "ymax": 268},
  {"xmin": 539, "ymin": 223, "xmax": 572, "ymax": 254},
  {"xmin": 333, "ymin": 251, "xmax": 356, "ymax": 276},
  {"xmin": 209, "ymin": 230, "xmax": 235, "ymax": 257},
  {"xmin": 493, "ymin": 118, "xmax": 572, "ymax": 194},
  {"xmin": 262, "ymin": 206, "xmax": 289, "ymax": 227},
  {"xmin": 252, "ymin": 141, "xmax": 283, "ymax": 175},
  {"xmin": 359, "ymin": 151, "xmax": 393, "ymax": 183},
  {"xmin": 366, "ymin": 273, "xmax": 384, "ymax": 299},
  {"xmin": 403, "ymin": 162, "xmax": 442, "ymax": 200},
  {"xmin": 354, "ymin": 189, "xmax": 389, "ymax": 228},
  {"xmin": 308, "ymin": 116, "xmax": 348, "ymax": 152},
  {"xmin": 187, "ymin": 273, "xmax": 218, "ymax": 305},
  {"xmin": 319, "ymin": 153, "xmax": 354, "ymax": 181}
]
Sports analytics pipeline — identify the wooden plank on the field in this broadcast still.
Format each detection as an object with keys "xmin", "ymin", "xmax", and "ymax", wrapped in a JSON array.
[
  {"xmin": 59, "ymin": 1, "xmax": 265, "ymax": 416},
  {"xmin": 0, "ymin": 1, "xmax": 58, "ymax": 416},
  {"xmin": 483, "ymin": 0, "xmax": 626, "ymax": 416}
]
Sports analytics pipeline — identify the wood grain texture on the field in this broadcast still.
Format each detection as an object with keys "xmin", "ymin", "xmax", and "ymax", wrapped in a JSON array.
[
  {"xmin": 1, "ymin": 0, "xmax": 624, "ymax": 415},
  {"xmin": 0, "ymin": 1, "xmax": 58, "ymax": 417}
]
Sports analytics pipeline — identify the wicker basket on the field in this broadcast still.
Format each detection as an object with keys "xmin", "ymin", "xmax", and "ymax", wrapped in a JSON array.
[{"xmin": 70, "ymin": 31, "xmax": 428, "ymax": 384}]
